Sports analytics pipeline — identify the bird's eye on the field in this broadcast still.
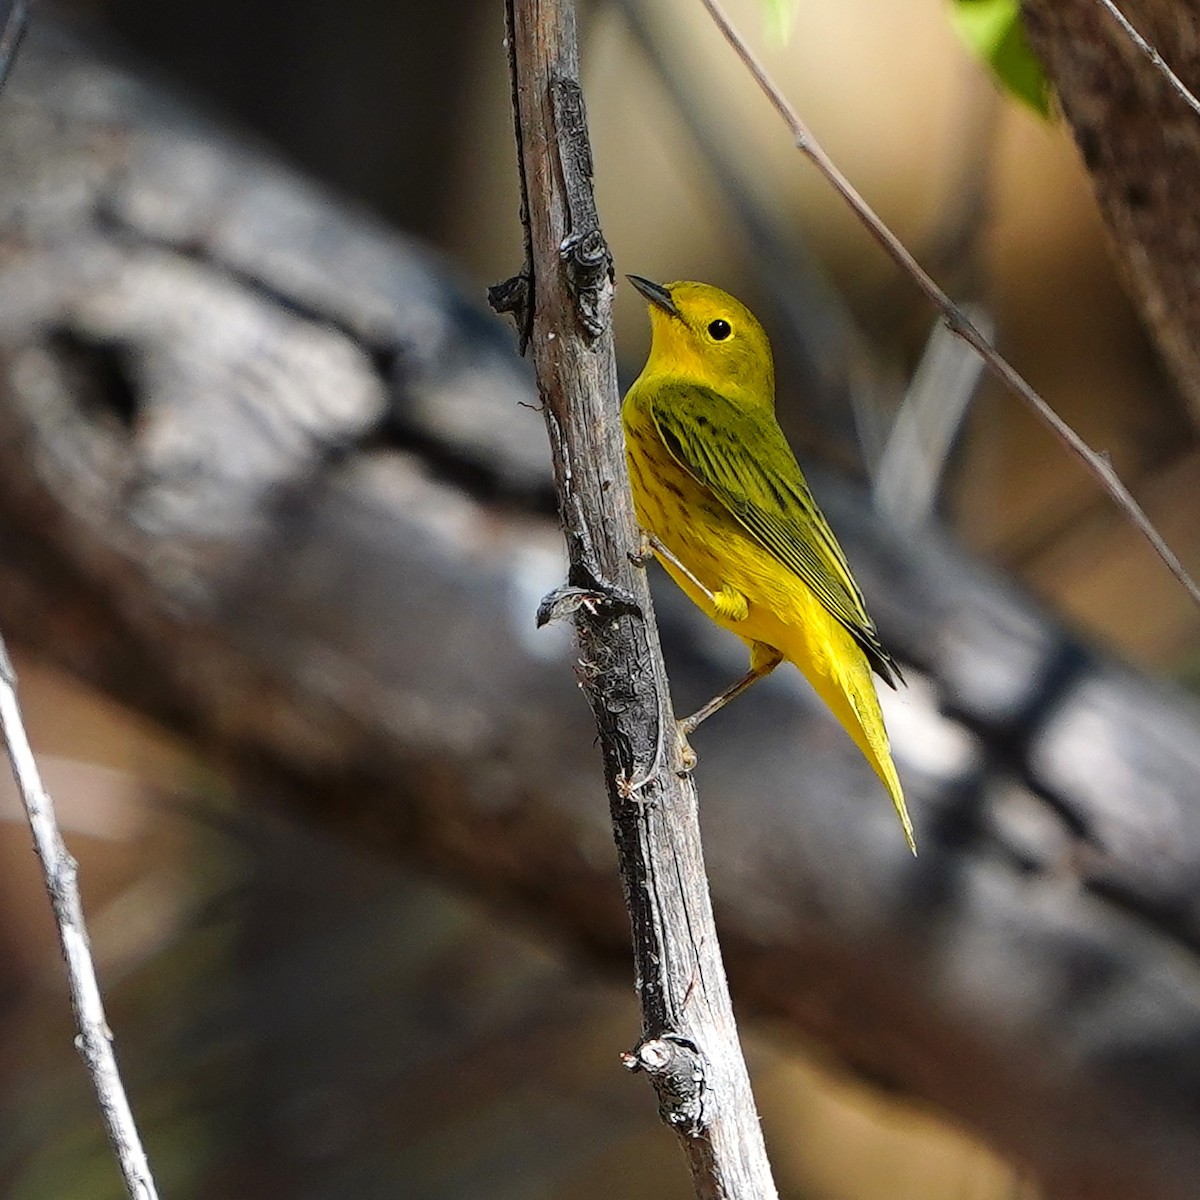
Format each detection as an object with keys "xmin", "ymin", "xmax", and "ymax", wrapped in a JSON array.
[{"xmin": 707, "ymin": 319, "xmax": 732, "ymax": 341}]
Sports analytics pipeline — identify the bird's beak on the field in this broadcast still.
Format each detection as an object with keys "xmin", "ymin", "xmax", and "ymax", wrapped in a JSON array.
[{"xmin": 627, "ymin": 274, "xmax": 678, "ymax": 318}]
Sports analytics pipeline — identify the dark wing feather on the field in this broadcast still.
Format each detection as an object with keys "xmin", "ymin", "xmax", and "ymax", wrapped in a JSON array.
[{"xmin": 649, "ymin": 380, "xmax": 902, "ymax": 686}]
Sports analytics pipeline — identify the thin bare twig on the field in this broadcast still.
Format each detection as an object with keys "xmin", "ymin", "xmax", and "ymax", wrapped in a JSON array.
[
  {"xmin": 1095, "ymin": 0, "xmax": 1200, "ymax": 120},
  {"xmin": 0, "ymin": 639, "xmax": 160, "ymax": 1200},
  {"xmin": 698, "ymin": 0, "xmax": 1200, "ymax": 609}
]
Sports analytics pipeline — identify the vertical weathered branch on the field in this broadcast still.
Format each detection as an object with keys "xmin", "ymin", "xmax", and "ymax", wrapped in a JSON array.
[{"xmin": 490, "ymin": 1, "xmax": 778, "ymax": 1196}]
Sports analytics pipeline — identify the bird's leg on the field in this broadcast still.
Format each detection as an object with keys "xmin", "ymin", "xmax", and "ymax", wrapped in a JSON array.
[
  {"xmin": 631, "ymin": 533, "xmax": 773, "ymax": 772},
  {"xmin": 630, "ymin": 532, "xmax": 720, "ymax": 607},
  {"xmin": 676, "ymin": 645, "xmax": 783, "ymax": 772},
  {"xmin": 629, "ymin": 532, "xmax": 657, "ymax": 568}
]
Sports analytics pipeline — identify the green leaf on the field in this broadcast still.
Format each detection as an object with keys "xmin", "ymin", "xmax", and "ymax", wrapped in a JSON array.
[
  {"xmin": 761, "ymin": 0, "xmax": 798, "ymax": 47},
  {"xmin": 948, "ymin": 0, "xmax": 1051, "ymax": 117}
]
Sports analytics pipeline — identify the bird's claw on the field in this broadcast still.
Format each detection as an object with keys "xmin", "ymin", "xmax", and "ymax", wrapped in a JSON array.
[
  {"xmin": 675, "ymin": 722, "xmax": 697, "ymax": 775},
  {"xmin": 628, "ymin": 533, "xmax": 655, "ymax": 568}
]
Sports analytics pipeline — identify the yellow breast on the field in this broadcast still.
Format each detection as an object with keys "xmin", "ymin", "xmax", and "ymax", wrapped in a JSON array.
[
  {"xmin": 623, "ymin": 396, "xmax": 727, "ymax": 579},
  {"xmin": 622, "ymin": 391, "xmax": 802, "ymax": 646}
]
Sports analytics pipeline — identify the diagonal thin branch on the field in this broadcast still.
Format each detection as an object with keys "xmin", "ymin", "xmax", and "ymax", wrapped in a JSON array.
[
  {"xmin": 0, "ymin": 638, "xmax": 160, "ymax": 1200},
  {"xmin": 698, "ymin": 0, "xmax": 1200, "ymax": 610},
  {"xmin": 1095, "ymin": 0, "xmax": 1200, "ymax": 120}
]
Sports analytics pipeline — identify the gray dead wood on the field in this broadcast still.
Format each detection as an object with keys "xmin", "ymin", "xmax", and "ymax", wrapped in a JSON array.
[
  {"xmin": 492, "ymin": 0, "xmax": 777, "ymax": 1195},
  {"xmin": 2, "ymin": 20, "xmax": 1200, "ymax": 1200}
]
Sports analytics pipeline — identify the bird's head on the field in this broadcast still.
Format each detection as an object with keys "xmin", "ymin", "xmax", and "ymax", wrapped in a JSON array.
[{"xmin": 627, "ymin": 276, "xmax": 775, "ymax": 403}]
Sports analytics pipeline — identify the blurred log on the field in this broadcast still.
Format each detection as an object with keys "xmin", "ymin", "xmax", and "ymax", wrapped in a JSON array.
[
  {"xmin": 1023, "ymin": 0, "xmax": 1200, "ymax": 424},
  {"xmin": 3, "ymin": 19, "xmax": 1200, "ymax": 1200}
]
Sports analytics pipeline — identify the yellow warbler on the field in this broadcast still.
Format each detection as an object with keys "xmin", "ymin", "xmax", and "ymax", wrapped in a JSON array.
[{"xmin": 622, "ymin": 276, "xmax": 914, "ymax": 853}]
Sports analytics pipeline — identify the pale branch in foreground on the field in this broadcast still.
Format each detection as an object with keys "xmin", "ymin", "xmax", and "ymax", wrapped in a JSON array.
[
  {"xmin": 0, "ymin": 639, "xmax": 160, "ymax": 1200},
  {"xmin": 494, "ymin": 0, "xmax": 777, "ymax": 1194}
]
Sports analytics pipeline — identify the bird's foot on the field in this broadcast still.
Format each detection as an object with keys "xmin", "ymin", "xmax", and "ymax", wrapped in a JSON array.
[
  {"xmin": 674, "ymin": 722, "xmax": 698, "ymax": 775},
  {"xmin": 629, "ymin": 532, "xmax": 656, "ymax": 568}
]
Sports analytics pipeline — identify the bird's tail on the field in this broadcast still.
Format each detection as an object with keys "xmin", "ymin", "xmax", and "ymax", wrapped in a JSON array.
[{"xmin": 806, "ymin": 653, "xmax": 916, "ymax": 855}]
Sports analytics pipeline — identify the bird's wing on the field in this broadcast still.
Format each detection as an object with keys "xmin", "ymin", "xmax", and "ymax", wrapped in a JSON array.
[{"xmin": 648, "ymin": 380, "xmax": 902, "ymax": 686}]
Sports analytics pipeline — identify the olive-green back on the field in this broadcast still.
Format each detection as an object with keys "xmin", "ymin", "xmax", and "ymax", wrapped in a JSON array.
[{"xmin": 647, "ymin": 379, "xmax": 901, "ymax": 686}]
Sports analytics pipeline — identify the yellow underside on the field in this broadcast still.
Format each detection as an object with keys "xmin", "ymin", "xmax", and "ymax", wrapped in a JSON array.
[{"xmin": 624, "ymin": 402, "xmax": 913, "ymax": 851}]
